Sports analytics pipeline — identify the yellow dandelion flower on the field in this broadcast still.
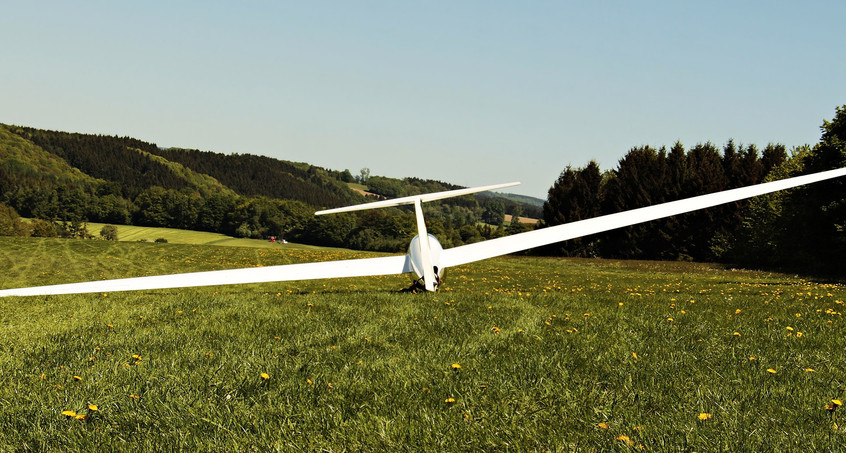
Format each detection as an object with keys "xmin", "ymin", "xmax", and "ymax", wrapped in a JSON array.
[
  {"xmin": 786, "ymin": 326, "xmax": 794, "ymax": 331},
  {"xmin": 735, "ymin": 309, "xmax": 741, "ymax": 314},
  {"xmin": 796, "ymin": 332, "xmax": 803, "ymax": 338},
  {"xmin": 73, "ymin": 375, "xmax": 82, "ymax": 381},
  {"xmin": 62, "ymin": 410, "xmax": 77, "ymax": 418},
  {"xmin": 667, "ymin": 317, "xmax": 674, "ymax": 322},
  {"xmin": 87, "ymin": 404, "xmax": 98, "ymax": 411},
  {"xmin": 698, "ymin": 412, "xmax": 713, "ymax": 421},
  {"xmin": 733, "ymin": 331, "xmax": 741, "ymax": 337},
  {"xmin": 767, "ymin": 368, "xmax": 777, "ymax": 374},
  {"xmin": 492, "ymin": 326, "xmax": 501, "ymax": 334},
  {"xmin": 616, "ymin": 435, "xmax": 631, "ymax": 442},
  {"xmin": 132, "ymin": 354, "xmax": 142, "ymax": 361},
  {"xmin": 834, "ymin": 400, "xmax": 843, "ymax": 407},
  {"xmin": 422, "ymin": 387, "xmax": 430, "ymax": 393},
  {"xmin": 129, "ymin": 394, "xmax": 140, "ymax": 400},
  {"xmin": 749, "ymin": 356, "xmax": 756, "ymax": 361},
  {"xmin": 597, "ymin": 422, "xmax": 609, "ymax": 429},
  {"xmin": 632, "ymin": 352, "xmax": 638, "ymax": 359},
  {"xmin": 75, "ymin": 414, "xmax": 86, "ymax": 421},
  {"xmin": 445, "ymin": 397, "xmax": 455, "ymax": 404},
  {"xmin": 451, "ymin": 363, "xmax": 461, "ymax": 370},
  {"xmin": 306, "ymin": 379, "xmax": 313, "ymax": 385},
  {"xmin": 260, "ymin": 372, "xmax": 270, "ymax": 380},
  {"xmin": 805, "ymin": 368, "xmax": 816, "ymax": 372}
]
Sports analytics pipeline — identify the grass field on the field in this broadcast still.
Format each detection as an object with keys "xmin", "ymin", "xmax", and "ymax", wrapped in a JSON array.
[{"xmin": 1, "ymin": 236, "xmax": 845, "ymax": 451}]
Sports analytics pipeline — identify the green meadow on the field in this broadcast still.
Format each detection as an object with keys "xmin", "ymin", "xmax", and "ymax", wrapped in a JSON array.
[{"xmin": 1, "ymin": 236, "xmax": 845, "ymax": 451}]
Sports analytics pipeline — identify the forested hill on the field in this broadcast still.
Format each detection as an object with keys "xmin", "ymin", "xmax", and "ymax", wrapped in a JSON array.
[
  {"xmin": 0, "ymin": 124, "xmax": 540, "ymax": 252},
  {"xmin": 10, "ymin": 126, "xmax": 362, "ymax": 207}
]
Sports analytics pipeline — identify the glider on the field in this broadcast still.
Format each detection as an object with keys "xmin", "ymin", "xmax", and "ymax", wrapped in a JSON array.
[{"xmin": 1, "ymin": 168, "xmax": 845, "ymax": 297}]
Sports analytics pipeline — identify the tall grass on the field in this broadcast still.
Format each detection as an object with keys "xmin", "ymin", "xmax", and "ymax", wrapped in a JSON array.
[{"xmin": 0, "ymin": 236, "xmax": 844, "ymax": 450}]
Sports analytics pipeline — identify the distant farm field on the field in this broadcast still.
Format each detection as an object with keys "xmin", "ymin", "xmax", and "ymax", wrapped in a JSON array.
[
  {"xmin": 82, "ymin": 222, "xmax": 327, "ymax": 250},
  {"xmin": 1, "ymin": 236, "xmax": 845, "ymax": 451}
]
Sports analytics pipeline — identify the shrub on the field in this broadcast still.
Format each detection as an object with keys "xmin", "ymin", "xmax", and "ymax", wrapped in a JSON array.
[{"xmin": 100, "ymin": 225, "xmax": 119, "ymax": 241}]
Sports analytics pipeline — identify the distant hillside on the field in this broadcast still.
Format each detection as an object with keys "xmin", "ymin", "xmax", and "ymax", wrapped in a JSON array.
[
  {"xmin": 0, "ymin": 125, "xmax": 103, "ymax": 194},
  {"xmin": 147, "ymin": 147, "xmax": 362, "ymax": 208},
  {"xmin": 0, "ymin": 123, "xmax": 544, "ymax": 252}
]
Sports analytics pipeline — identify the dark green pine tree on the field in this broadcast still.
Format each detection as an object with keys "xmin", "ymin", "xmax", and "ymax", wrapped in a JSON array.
[
  {"xmin": 542, "ymin": 161, "xmax": 603, "ymax": 256},
  {"xmin": 680, "ymin": 143, "xmax": 729, "ymax": 261}
]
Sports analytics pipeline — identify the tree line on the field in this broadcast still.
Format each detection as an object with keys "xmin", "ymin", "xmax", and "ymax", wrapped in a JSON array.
[{"xmin": 541, "ymin": 105, "xmax": 846, "ymax": 275}]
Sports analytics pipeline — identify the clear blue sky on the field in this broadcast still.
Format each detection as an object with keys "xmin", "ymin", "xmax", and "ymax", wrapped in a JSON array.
[{"xmin": 2, "ymin": 1, "xmax": 844, "ymax": 198}]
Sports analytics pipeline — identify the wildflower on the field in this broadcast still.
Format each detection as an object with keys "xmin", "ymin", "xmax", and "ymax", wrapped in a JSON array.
[
  {"xmin": 62, "ymin": 410, "xmax": 77, "ymax": 418},
  {"xmin": 834, "ymin": 400, "xmax": 843, "ymax": 407},
  {"xmin": 422, "ymin": 387, "xmax": 430, "ymax": 393},
  {"xmin": 698, "ymin": 412, "xmax": 713, "ymax": 421},
  {"xmin": 733, "ymin": 331, "xmax": 741, "ymax": 337},
  {"xmin": 306, "ymin": 379, "xmax": 313, "ymax": 385},
  {"xmin": 597, "ymin": 422, "xmax": 609, "ymax": 429},
  {"xmin": 767, "ymin": 368, "xmax": 777, "ymax": 374},
  {"xmin": 445, "ymin": 397, "xmax": 455, "ymax": 404},
  {"xmin": 796, "ymin": 332, "xmax": 804, "ymax": 338},
  {"xmin": 87, "ymin": 404, "xmax": 98, "ymax": 411},
  {"xmin": 73, "ymin": 375, "xmax": 82, "ymax": 381},
  {"xmin": 75, "ymin": 414, "xmax": 86, "ymax": 421},
  {"xmin": 632, "ymin": 352, "xmax": 638, "ymax": 359},
  {"xmin": 786, "ymin": 326, "xmax": 794, "ymax": 331},
  {"xmin": 667, "ymin": 317, "xmax": 674, "ymax": 322},
  {"xmin": 805, "ymin": 368, "xmax": 816, "ymax": 372},
  {"xmin": 129, "ymin": 394, "xmax": 140, "ymax": 400},
  {"xmin": 132, "ymin": 354, "xmax": 142, "ymax": 361},
  {"xmin": 260, "ymin": 372, "xmax": 270, "ymax": 380},
  {"xmin": 735, "ymin": 309, "xmax": 741, "ymax": 314},
  {"xmin": 491, "ymin": 326, "xmax": 501, "ymax": 334},
  {"xmin": 451, "ymin": 363, "xmax": 461, "ymax": 371}
]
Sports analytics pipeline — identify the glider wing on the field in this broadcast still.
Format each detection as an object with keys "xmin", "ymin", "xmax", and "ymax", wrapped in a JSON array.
[{"xmin": 0, "ymin": 255, "xmax": 412, "ymax": 297}]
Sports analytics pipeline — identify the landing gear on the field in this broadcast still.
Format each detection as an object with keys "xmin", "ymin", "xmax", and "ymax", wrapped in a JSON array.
[{"xmin": 401, "ymin": 266, "xmax": 440, "ymax": 293}]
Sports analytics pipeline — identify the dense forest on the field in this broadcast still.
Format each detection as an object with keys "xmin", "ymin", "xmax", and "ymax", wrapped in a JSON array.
[
  {"xmin": 0, "ymin": 124, "xmax": 537, "ymax": 252},
  {"xmin": 541, "ymin": 105, "xmax": 846, "ymax": 275}
]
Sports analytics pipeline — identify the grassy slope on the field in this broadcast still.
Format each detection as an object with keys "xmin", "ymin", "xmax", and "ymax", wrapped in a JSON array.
[
  {"xmin": 0, "ymin": 237, "xmax": 845, "ymax": 450},
  {"xmin": 83, "ymin": 222, "xmax": 327, "ymax": 250}
]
